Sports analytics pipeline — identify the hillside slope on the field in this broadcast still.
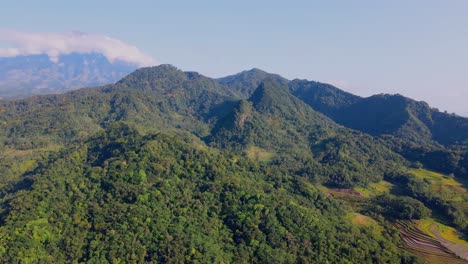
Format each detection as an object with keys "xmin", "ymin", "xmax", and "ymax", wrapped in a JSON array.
[
  {"xmin": 210, "ymin": 79, "xmax": 405, "ymax": 188},
  {"xmin": 218, "ymin": 69, "xmax": 468, "ymax": 178},
  {"xmin": 0, "ymin": 65, "xmax": 238, "ymax": 183},
  {"xmin": 0, "ymin": 124, "xmax": 411, "ymax": 263}
]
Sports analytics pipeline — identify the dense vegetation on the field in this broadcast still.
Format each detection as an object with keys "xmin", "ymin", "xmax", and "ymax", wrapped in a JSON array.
[
  {"xmin": 369, "ymin": 194, "xmax": 431, "ymax": 220},
  {"xmin": 210, "ymin": 80, "xmax": 406, "ymax": 188},
  {"xmin": 0, "ymin": 65, "xmax": 467, "ymax": 262},
  {"xmin": 0, "ymin": 124, "xmax": 413, "ymax": 263}
]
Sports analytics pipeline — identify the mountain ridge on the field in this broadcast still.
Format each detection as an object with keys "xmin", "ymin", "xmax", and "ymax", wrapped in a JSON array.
[{"xmin": 216, "ymin": 67, "xmax": 468, "ymax": 146}]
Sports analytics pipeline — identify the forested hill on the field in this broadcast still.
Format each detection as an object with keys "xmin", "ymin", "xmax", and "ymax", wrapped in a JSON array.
[
  {"xmin": 218, "ymin": 67, "xmax": 468, "ymax": 147},
  {"xmin": 0, "ymin": 65, "xmax": 245, "ymax": 188},
  {"xmin": 0, "ymin": 123, "xmax": 412, "ymax": 263},
  {"xmin": 210, "ymin": 79, "xmax": 404, "ymax": 188},
  {"xmin": 217, "ymin": 68, "xmax": 468, "ymax": 179},
  {"xmin": 324, "ymin": 93, "xmax": 468, "ymax": 146},
  {"xmin": 0, "ymin": 64, "xmax": 467, "ymax": 263},
  {"xmin": 0, "ymin": 64, "xmax": 466, "ymax": 183},
  {"xmin": 288, "ymin": 79, "xmax": 361, "ymax": 117}
]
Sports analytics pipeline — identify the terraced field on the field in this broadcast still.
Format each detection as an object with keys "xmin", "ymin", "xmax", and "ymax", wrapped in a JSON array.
[
  {"xmin": 417, "ymin": 219, "xmax": 468, "ymax": 261},
  {"xmin": 395, "ymin": 221, "xmax": 468, "ymax": 263}
]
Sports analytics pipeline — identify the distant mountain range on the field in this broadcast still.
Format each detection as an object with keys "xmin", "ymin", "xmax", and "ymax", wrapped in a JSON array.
[{"xmin": 0, "ymin": 53, "xmax": 138, "ymax": 98}]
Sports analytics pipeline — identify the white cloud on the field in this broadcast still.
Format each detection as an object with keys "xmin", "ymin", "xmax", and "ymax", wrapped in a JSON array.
[{"xmin": 0, "ymin": 29, "xmax": 156, "ymax": 66}]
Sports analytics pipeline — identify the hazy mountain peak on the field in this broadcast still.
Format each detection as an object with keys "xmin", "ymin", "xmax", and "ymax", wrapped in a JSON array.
[
  {"xmin": 244, "ymin": 68, "xmax": 268, "ymax": 74},
  {"xmin": 0, "ymin": 52, "xmax": 138, "ymax": 99},
  {"xmin": 217, "ymin": 68, "xmax": 289, "ymax": 97}
]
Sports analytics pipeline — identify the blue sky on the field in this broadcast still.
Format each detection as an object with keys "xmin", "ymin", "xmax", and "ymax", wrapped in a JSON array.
[{"xmin": 1, "ymin": 0, "xmax": 467, "ymax": 115}]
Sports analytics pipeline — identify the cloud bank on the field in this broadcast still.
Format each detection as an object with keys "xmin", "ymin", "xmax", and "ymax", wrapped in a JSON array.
[{"xmin": 0, "ymin": 30, "xmax": 156, "ymax": 66}]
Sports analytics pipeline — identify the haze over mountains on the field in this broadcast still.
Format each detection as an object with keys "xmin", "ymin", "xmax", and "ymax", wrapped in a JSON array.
[
  {"xmin": 0, "ymin": 53, "xmax": 139, "ymax": 98},
  {"xmin": 0, "ymin": 30, "xmax": 156, "ymax": 98}
]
